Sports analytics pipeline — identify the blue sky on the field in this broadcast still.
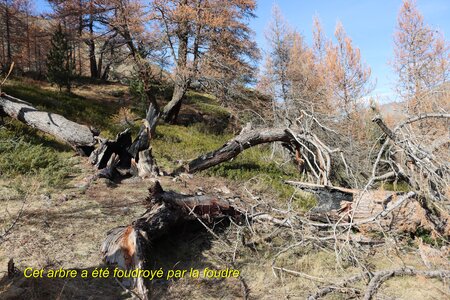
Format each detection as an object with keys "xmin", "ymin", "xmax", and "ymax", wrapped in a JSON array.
[
  {"xmin": 33, "ymin": 0, "xmax": 450, "ymax": 102},
  {"xmin": 253, "ymin": 0, "xmax": 450, "ymax": 102}
]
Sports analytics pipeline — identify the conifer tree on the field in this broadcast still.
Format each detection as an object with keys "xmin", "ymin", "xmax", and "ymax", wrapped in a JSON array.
[{"xmin": 47, "ymin": 24, "xmax": 73, "ymax": 92}]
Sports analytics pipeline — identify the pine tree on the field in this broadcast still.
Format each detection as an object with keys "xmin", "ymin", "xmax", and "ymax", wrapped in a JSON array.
[{"xmin": 47, "ymin": 24, "xmax": 73, "ymax": 92}]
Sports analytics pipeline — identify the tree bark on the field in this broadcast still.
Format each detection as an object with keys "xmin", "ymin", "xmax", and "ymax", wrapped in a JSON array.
[
  {"xmin": 285, "ymin": 180, "xmax": 356, "ymax": 213},
  {"xmin": 162, "ymin": 8, "xmax": 190, "ymax": 124},
  {"xmin": 178, "ymin": 128, "xmax": 294, "ymax": 174},
  {"xmin": 88, "ymin": 102, "xmax": 160, "ymax": 179},
  {"xmin": 0, "ymin": 93, "xmax": 97, "ymax": 154},
  {"xmin": 101, "ymin": 181, "xmax": 241, "ymax": 298},
  {"xmin": 87, "ymin": 39, "xmax": 98, "ymax": 78},
  {"xmin": 162, "ymin": 79, "xmax": 187, "ymax": 124},
  {"xmin": 87, "ymin": 0, "xmax": 98, "ymax": 79},
  {"xmin": 5, "ymin": 3, "xmax": 12, "ymax": 68}
]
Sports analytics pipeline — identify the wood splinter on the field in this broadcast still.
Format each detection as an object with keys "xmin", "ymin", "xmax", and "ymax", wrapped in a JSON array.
[{"xmin": 101, "ymin": 181, "xmax": 241, "ymax": 299}]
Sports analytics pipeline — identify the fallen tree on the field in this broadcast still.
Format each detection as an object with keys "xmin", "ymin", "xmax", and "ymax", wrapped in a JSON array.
[
  {"xmin": 101, "ymin": 181, "xmax": 241, "ymax": 299},
  {"xmin": 178, "ymin": 128, "xmax": 293, "ymax": 174},
  {"xmin": 3, "ymin": 91, "xmax": 450, "ymax": 299},
  {"xmin": 0, "ymin": 93, "xmax": 97, "ymax": 154},
  {"xmin": 0, "ymin": 92, "xmax": 348, "ymax": 184}
]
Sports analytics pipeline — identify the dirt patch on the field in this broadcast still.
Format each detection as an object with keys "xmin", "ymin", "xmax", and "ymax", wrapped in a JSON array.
[{"xmin": 1, "ymin": 165, "xmax": 448, "ymax": 299}]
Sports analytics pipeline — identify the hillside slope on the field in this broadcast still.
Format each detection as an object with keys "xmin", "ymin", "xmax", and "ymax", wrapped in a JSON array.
[{"xmin": 1, "ymin": 79, "xmax": 448, "ymax": 300}]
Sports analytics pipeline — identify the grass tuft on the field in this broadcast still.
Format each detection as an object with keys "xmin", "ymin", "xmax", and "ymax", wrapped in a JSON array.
[{"xmin": 0, "ymin": 121, "xmax": 76, "ymax": 187}]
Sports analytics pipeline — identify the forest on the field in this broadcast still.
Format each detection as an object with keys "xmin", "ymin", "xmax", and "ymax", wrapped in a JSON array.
[{"xmin": 0, "ymin": 0, "xmax": 449, "ymax": 299}]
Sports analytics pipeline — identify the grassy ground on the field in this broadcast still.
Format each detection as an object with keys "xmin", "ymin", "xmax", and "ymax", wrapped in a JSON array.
[
  {"xmin": 1, "ymin": 79, "xmax": 448, "ymax": 299},
  {"xmin": 2, "ymin": 78, "xmax": 302, "ymax": 202}
]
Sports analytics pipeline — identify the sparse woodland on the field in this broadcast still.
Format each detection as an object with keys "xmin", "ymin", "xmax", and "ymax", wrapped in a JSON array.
[{"xmin": 0, "ymin": 0, "xmax": 449, "ymax": 299}]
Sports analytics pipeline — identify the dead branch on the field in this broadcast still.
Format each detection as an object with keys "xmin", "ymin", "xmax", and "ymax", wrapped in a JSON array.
[
  {"xmin": 0, "ymin": 198, "xmax": 26, "ymax": 242},
  {"xmin": 363, "ymin": 267, "xmax": 450, "ymax": 300},
  {"xmin": 308, "ymin": 267, "xmax": 450, "ymax": 300},
  {"xmin": 394, "ymin": 113, "xmax": 450, "ymax": 132},
  {"xmin": 178, "ymin": 128, "xmax": 294, "ymax": 174},
  {"xmin": 272, "ymin": 266, "xmax": 332, "ymax": 284},
  {"xmin": 373, "ymin": 113, "xmax": 449, "ymax": 203}
]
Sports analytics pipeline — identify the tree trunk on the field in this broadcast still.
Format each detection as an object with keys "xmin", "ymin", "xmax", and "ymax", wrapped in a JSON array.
[
  {"xmin": 88, "ymin": 40, "xmax": 98, "ymax": 78},
  {"xmin": 0, "ymin": 93, "xmax": 97, "ymax": 154},
  {"xmin": 77, "ymin": 0, "xmax": 83, "ymax": 76},
  {"xmin": 162, "ymin": 79, "xmax": 187, "ymax": 124},
  {"xmin": 178, "ymin": 128, "xmax": 294, "ymax": 174},
  {"xmin": 5, "ymin": 4, "xmax": 12, "ymax": 68},
  {"xmin": 162, "ymin": 11, "xmax": 190, "ymax": 124},
  {"xmin": 101, "ymin": 64, "xmax": 111, "ymax": 81},
  {"xmin": 97, "ymin": 51, "xmax": 103, "ymax": 79},
  {"xmin": 101, "ymin": 181, "xmax": 241, "ymax": 298},
  {"xmin": 89, "ymin": 102, "xmax": 160, "ymax": 179},
  {"xmin": 87, "ymin": 7, "xmax": 98, "ymax": 78}
]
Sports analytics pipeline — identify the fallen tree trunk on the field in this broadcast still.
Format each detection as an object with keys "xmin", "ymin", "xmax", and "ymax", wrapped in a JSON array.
[
  {"xmin": 179, "ymin": 128, "xmax": 294, "ymax": 174},
  {"xmin": 101, "ymin": 181, "xmax": 241, "ymax": 298},
  {"xmin": 178, "ymin": 127, "xmax": 346, "ymax": 185},
  {"xmin": 1, "ymin": 92, "xmax": 161, "ymax": 179},
  {"xmin": 0, "ymin": 93, "xmax": 97, "ymax": 154},
  {"xmin": 285, "ymin": 181, "xmax": 356, "ymax": 213}
]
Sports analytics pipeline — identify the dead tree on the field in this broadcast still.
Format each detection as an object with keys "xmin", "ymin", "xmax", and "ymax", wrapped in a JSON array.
[
  {"xmin": 177, "ymin": 127, "xmax": 348, "ymax": 186},
  {"xmin": 372, "ymin": 113, "xmax": 450, "ymax": 202},
  {"xmin": 0, "ymin": 92, "xmax": 349, "ymax": 184},
  {"xmin": 88, "ymin": 102, "xmax": 161, "ymax": 179},
  {"xmin": 0, "ymin": 93, "xmax": 97, "ymax": 154},
  {"xmin": 179, "ymin": 128, "xmax": 293, "ymax": 174},
  {"xmin": 101, "ymin": 181, "xmax": 241, "ymax": 299}
]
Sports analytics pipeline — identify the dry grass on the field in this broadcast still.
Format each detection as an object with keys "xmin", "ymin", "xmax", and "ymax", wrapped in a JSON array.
[
  {"xmin": 1, "ymin": 165, "xmax": 449, "ymax": 299},
  {"xmin": 1, "ymin": 79, "xmax": 448, "ymax": 299}
]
